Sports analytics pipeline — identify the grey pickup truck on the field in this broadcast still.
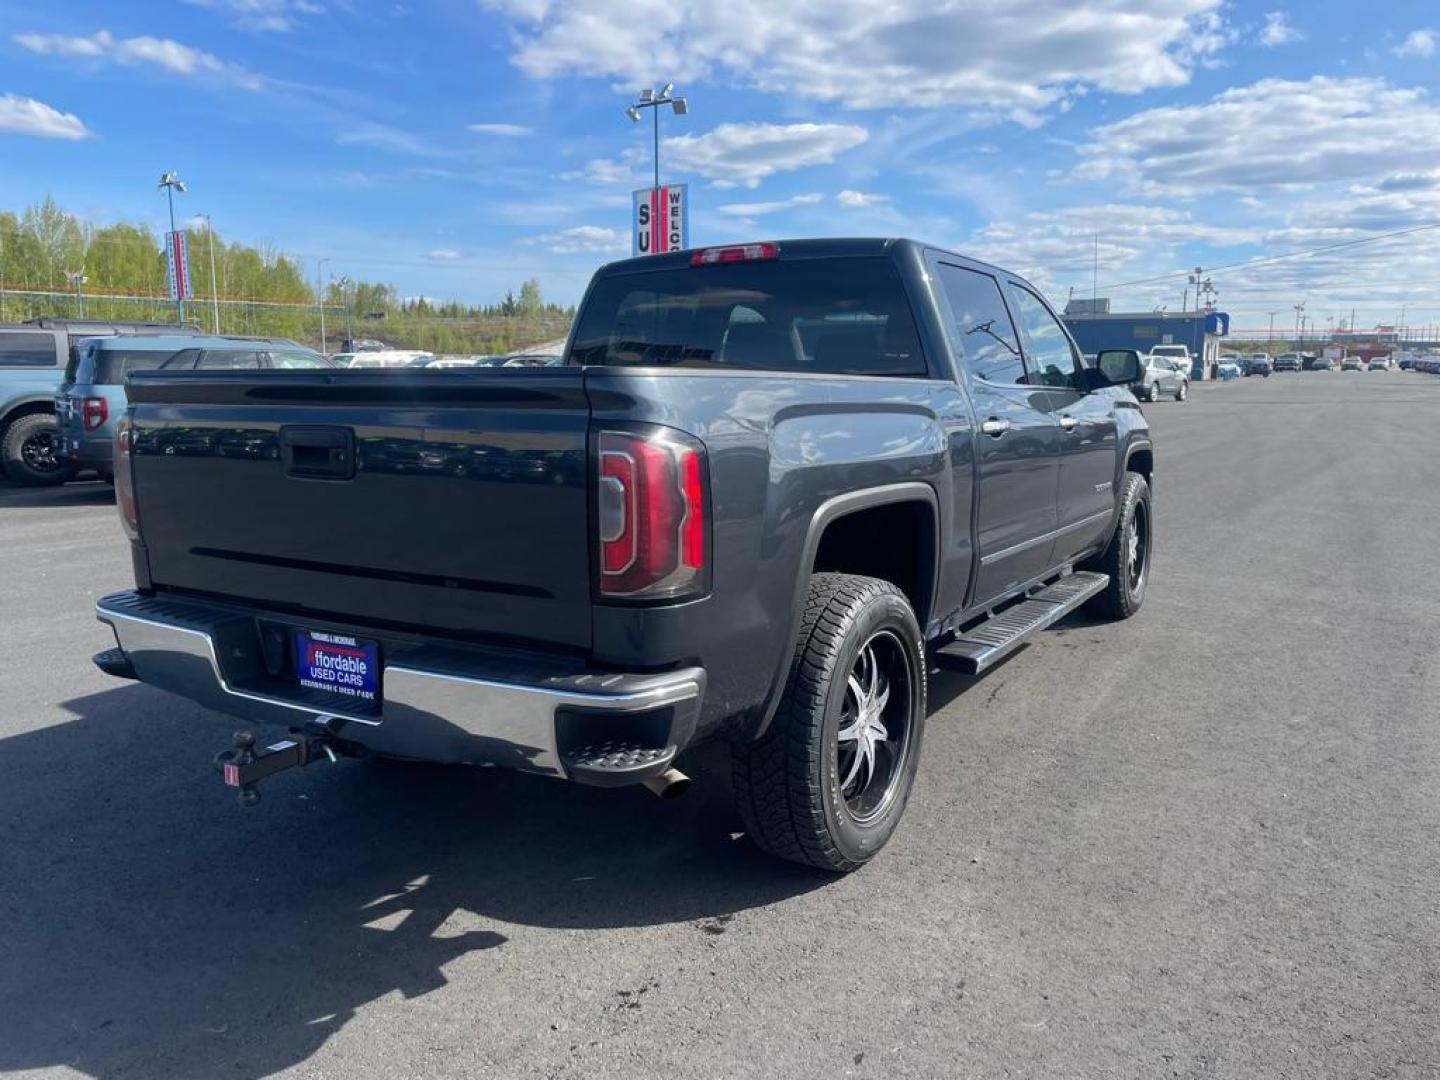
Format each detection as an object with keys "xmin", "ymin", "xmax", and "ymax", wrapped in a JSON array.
[{"xmin": 94, "ymin": 239, "xmax": 1153, "ymax": 872}]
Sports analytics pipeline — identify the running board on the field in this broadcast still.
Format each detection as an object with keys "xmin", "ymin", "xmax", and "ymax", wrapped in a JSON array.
[{"xmin": 933, "ymin": 571, "xmax": 1109, "ymax": 675}]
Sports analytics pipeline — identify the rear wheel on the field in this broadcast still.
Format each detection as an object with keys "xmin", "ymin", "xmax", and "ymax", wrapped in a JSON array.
[
  {"xmin": 1, "ymin": 414, "xmax": 76, "ymax": 487},
  {"xmin": 1083, "ymin": 472, "xmax": 1151, "ymax": 620},
  {"xmin": 732, "ymin": 573, "xmax": 925, "ymax": 873}
]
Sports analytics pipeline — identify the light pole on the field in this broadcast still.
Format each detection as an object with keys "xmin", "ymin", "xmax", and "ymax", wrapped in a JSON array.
[
  {"xmin": 1268, "ymin": 310, "xmax": 1277, "ymax": 347},
  {"xmin": 197, "ymin": 213, "xmax": 220, "ymax": 333},
  {"xmin": 1185, "ymin": 267, "xmax": 1203, "ymax": 313},
  {"xmin": 1293, "ymin": 301, "xmax": 1305, "ymax": 341},
  {"xmin": 66, "ymin": 270, "xmax": 86, "ymax": 317},
  {"xmin": 336, "ymin": 275, "xmax": 354, "ymax": 346},
  {"xmin": 316, "ymin": 258, "xmax": 330, "ymax": 353},
  {"xmin": 625, "ymin": 83, "xmax": 688, "ymax": 192},
  {"xmin": 157, "ymin": 172, "xmax": 187, "ymax": 323}
]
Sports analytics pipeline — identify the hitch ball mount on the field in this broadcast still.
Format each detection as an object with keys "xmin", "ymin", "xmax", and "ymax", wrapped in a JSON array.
[{"xmin": 212, "ymin": 720, "xmax": 363, "ymax": 806}]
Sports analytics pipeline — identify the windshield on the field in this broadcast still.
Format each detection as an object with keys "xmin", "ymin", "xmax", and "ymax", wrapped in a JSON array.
[{"xmin": 570, "ymin": 257, "xmax": 927, "ymax": 377}]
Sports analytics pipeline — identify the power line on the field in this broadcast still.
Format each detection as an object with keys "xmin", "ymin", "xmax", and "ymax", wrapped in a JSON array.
[{"xmin": 1099, "ymin": 221, "xmax": 1440, "ymax": 292}]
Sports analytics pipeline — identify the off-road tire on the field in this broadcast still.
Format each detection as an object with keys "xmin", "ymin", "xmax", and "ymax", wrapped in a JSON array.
[
  {"xmin": 732, "ymin": 573, "xmax": 926, "ymax": 873},
  {"xmin": 1083, "ymin": 471, "xmax": 1151, "ymax": 620},
  {"xmin": 1, "ymin": 414, "xmax": 75, "ymax": 486}
]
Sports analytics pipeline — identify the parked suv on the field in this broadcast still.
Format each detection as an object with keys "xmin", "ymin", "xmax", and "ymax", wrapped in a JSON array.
[
  {"xmin": 1273, "ymin": 353, "xmax": 1302, "ymax": 372},
  {"xmin": 56, "ymin": 335, "xmax": 332, "ymax": 479},
  {"xmin": 1, "ymin": 319, "xmax": 203, "ymax": 486},
  {"xmin": 1244, "ymin": 355, "xmax": 1273, "ymax": 377},
  {"xmin": 93, "ymin": 238, "xmax": 1155, "ymax": 872},
  {"xmin": 1132, "ymin": 354, "xmax": 1189, "ymax": 401},
  {"xmin": 1148, "ymin": 344, "xmax": 1194, "ymax": 379}
]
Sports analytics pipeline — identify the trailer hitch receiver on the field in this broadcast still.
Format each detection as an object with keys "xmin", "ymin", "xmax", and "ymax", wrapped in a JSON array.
[{"xmin": 212, "ymin": 723, "xmax": 360, "ymax": 806}]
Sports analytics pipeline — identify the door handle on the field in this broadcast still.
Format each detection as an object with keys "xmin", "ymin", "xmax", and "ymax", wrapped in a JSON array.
[
  {"xmin": 1059, "ymin": 415, "xmax": 1078, "ymax": 432},
  {"xmin": 980, "ymin": 417, "xmax": 1010, "ymax": 438}
]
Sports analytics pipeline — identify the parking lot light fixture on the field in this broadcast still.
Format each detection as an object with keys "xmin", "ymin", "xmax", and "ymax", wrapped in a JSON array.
[
  {"xmin": 66, "ymin": 270, "xmax": 85, "ymax": 318},
  {"xmin": 158, "ymin": 172, "xmax": 187, "ymax": 322},
  {"xmin": 626, "ymin": 84, "xmax": 689, "ymax": 192}
]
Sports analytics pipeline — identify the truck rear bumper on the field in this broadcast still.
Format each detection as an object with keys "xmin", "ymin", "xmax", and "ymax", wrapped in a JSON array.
[{"xmin": 95, "ymin": 590, "xmax": 705, "ymax": 784}]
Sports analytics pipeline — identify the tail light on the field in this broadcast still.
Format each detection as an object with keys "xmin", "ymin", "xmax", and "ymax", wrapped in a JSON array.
[
  {"xmin": 596, "ymin": 428, "xmax": 709, "ymax": 600},
  {"xmin": 114, "ymin": 415, "xmax": 140, "ymax": 541},
  {"xmin": 82, "ymin": 396, "xmax": 108, "ymax": 432},
  {"xmin": 691, "ymin": 242, "xmax": 779, "ymax": 266}
]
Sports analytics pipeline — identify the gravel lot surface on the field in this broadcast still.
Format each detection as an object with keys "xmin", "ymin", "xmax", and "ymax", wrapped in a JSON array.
[{"xmin": 1, "ymin": 372, "xmax": 1437, "ymax": 1079}]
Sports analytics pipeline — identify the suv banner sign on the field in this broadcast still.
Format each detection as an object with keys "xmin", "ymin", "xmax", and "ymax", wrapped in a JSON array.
[
  {"xmin": 164, "ymin": 230, "xmax": 192, "ymax": 302},
  {"xmin": 633, "ymin": 185, "xmax": 688, "ymax": 257}
]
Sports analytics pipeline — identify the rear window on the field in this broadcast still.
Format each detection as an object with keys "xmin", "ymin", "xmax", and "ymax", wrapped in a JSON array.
[
  {"xmin": 0, "ymin": 331, "xmax": 56, "ymax": 367},
  {"xmin": 569, "ymin": 257, "xmax": 928, "ymax": 377},
  {"xmin": 267, "ymin": 349, "xmax": 335, "ymax": 369},
  {"xmin": 90, "ymin": 349, "xmax": 181, "ymax": 384}
]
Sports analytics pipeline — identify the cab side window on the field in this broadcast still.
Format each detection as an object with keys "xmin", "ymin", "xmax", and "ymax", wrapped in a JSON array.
[
  {"xmin": 196, "ymin": 350, "xmax": 262, "ymax": 370},
  {"xmin": 936, "ymin": 263, "xmax": 1027, "ymax": 385},
  {"xmin": 1007, "ymin": 284, "xmax": 1079, "ymax": 388}
]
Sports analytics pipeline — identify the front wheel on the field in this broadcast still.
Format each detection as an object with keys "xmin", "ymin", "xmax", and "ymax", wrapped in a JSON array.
[
  {"xmin": 1145, "ymin": 383, "xmax": 1160, "ymax": 402},
  {"xmin": 1082, "ymin": 472, "xmax": 1151, "ymax": 620},
  {"xmin": 1176, "ymin": 381, "xmax": 1188, "ymax": 402},
  {"xmin": 732, "ymin": 574, "xmax": 926, "ymax": 873}
]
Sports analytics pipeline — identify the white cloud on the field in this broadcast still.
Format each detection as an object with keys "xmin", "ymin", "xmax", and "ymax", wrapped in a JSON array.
[
  {"xmin": 966, "ymin": 203, "xmax": 1256, "ymax": 296},
  {"xmin": 716, "ymin": 193, "xmax": 823, "ymax": 217},
  {"xmin": 14, "ymin": 29, "xmax": 262, "ymax": 89},
  {"xmin": 182, "ymin": 0, "xmax": 325, "ymax": 32},
  {"xmin": 837, "ymin": 190, "xmax": 890, "ymax": 209},
  {"xmin": 666, "ymin": 122, "xmax": 868, "ymax": 188},
  {"xmin": 1394, "ymin": 29, "xmax": 1436, "ymax": 57},
  {"xmin": 426, "ymin": 249, "xmax": 462, "ymax": 260},
  {"xmin": 1077, "ymin": 77, "xmax": 1440, "ymax": 196},
  {"xmin": 524, "ymin": 225, "xmax": 628, "ymax": 254},
  {"xmin": 467, "ymin": 122, "xmax": 532, "ymax": 136},
  {"xmin": 336, "ymin": 124, "xmax": 435, "ymax": 156},
  {"xmin": 0, "ymin": 93, "xmax": 91, "ymax": 140},
  {"xmin": 484, "ymin": 0, "xmax": 1226, "ymax": 121},
  {"xmin": 567, "ymin": 123, "xmax": 867, "ymax": 188},
  {"xmin": 1260, "ymin": 11, "xmax": 1301, "ymax": 46}
]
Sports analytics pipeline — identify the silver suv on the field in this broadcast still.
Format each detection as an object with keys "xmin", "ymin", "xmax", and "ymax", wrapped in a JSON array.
[{"xmin": 1135, "ymin": 353, "xmax": 1190, "ymax": 402}]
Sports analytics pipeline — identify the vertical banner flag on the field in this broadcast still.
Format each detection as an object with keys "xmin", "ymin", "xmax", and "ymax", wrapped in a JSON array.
[
  {"xmin": 165, "ymin": 230, "xmax": 192, "ymax": 302},
  {"xmin": 633, "ymin": 185, "xmax": 689, "ymax": 257}
]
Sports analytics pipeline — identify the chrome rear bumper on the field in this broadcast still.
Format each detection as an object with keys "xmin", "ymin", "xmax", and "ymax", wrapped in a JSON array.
[{"xmin": 96, "ymin": 590, "xmax": 705, "ymax": 780}]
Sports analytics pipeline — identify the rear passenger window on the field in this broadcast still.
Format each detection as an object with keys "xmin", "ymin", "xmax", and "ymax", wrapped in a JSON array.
[
  {"xmin": 196, "ymin": 350, "xmax": 262, "ymax": 370},
  {"xmin": 935, "ymin": 264, "xmax": 1025, "ymax": 385},
  {"xmin": 0, "ymin": 332, "xmax": 57, "ymax": 367},
  {"xmin": 94, "ymin": 350, "xmax": 180, "ymax": 383},
  {"xmin": 1007, "ymin": 284, "xmax": 1079, "ymax": 388}
]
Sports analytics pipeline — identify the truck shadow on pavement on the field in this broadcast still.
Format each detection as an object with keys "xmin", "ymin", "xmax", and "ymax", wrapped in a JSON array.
[{"xmin": 0, "ymin": 683, "xmax": 829, "ymax": 1079}]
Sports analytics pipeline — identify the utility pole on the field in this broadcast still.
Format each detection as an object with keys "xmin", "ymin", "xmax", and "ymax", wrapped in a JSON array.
[
  {"xmin": 198, "ymin": 214, "xmax": 220, "ymax": 333},
  {"xmin": 66, "ymin": 270, "xmax": 86, "ymax": 318},
  {"xmin": 1092, "ymin": 232, "xmax": 1099, "ymax": 305},
  {"xmin": 157, "ymin": 172, "xmax": 187, "ymax": 323},
  {"xmin": 317, "ymin": 258, "xmax": 330, "ymax": 353}
]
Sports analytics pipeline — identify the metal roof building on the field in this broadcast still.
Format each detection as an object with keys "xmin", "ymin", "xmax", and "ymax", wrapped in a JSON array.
[{"xmin": 1063, "ymin": 309, "xmax": 1231, "ymax": 379}]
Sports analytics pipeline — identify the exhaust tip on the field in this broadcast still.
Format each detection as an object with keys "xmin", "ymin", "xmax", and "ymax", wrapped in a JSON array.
[{"xmin": 641, "ymin": 767, "xmax": 691, "ymax": 800}]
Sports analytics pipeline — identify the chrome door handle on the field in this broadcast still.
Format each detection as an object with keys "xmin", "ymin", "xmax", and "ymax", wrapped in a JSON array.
[
  {"xmin": 1059, "ymin": 415, "xmax": 1078, "ymax": 432},
  {"xmin": 980, "ymin": 417, "xmax": 1010, "ymax": 438}
]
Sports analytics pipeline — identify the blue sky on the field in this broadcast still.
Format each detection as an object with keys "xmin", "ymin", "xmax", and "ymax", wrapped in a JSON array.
[{"xmin": 3, "ymin": 0, "xmax": 1440, "ymax": 329}]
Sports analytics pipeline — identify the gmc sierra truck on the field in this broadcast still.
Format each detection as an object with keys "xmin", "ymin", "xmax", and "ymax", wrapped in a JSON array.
[{"xmin": 93, "ymin": 239, "xmax": 1153, "ymax": 872}]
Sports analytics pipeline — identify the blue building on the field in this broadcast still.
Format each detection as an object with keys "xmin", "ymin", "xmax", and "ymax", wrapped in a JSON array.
[{"xmin": 1063, "ymin": 309, "xmax": 1230, "ymax": 380}]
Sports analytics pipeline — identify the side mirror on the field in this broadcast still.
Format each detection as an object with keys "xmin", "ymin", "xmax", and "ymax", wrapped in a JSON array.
[{"xmin": 1086, "ymin": 349, "xmax": 1142, "ymax": 389}]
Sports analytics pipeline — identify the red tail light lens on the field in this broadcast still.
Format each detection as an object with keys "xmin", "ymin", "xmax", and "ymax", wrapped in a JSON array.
[
  {"xmin": 114, "ymin": 417, "xmax": 140, "ymax": 541},
  {"xmin": 82, "ymin": 397, "xmax": 108, "ymax": 432},
  {"xmin": 596, "ymin": 428, "xmax": 708, "ymax": 600}
]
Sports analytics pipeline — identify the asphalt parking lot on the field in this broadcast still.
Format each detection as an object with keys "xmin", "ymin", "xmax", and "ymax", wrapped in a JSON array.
[{"xmin": 2, "ymin": 372, "xmax": 1437, "ymax": 1080}]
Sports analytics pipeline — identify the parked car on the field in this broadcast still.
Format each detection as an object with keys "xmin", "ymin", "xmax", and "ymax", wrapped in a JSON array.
[
  {"xmin": 1148, "ymin": 344, "xmax": 1194, "ymax": 379},
  {"xmin": 1273, "ymin": 353, "xmax": 1302, "ymax": 372},
  {"xmin": 346, "ymin": 350, "xmax": 434, "ymax": 368},
  {"xmin": 1367, "ymin": 356, "xmax": 1392, "ymax": 371},
  {"xmin": 1131, "ymin": 354, "xmax": 1189, "ymax": 401},
  {"xmin": 1341, "ymin": 357, "xmax": 1364, "ymax": 372},
  {"xmin": 92, "ymin": 237, "xmax": 1155, "ymax": 872},
  {"xmin": 55, "ymin": 336, "xmax": 331, "ymax": 479},
  {"xmin": 1, "ymin": 318, "xmax": 204, "ymax": 486},
  {"xmin": 1217, "ymin": 358, "xmax": 1243, "ymax": 379},
  {"xmin": 1243, "ymin": 355, "xmax": 1273, "ymax": 377}
]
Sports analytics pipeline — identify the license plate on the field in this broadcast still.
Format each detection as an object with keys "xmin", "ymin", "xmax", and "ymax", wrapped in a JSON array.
[{"xmin": 294, "ymin": 630, "xmax": 380, "ymax": 704}]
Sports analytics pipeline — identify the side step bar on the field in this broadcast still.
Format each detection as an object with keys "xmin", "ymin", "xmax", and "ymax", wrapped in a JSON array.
[{"xmin": 933, "ymin": 571, "xmax": 1109, "ymax": 675}]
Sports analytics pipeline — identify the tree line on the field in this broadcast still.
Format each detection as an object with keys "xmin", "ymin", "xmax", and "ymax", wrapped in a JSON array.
[{"xmin": 0, "ymin": 197, "xmax": 574, "ymax": 355}]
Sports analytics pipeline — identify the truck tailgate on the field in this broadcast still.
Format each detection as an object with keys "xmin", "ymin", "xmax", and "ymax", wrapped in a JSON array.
[{"xmin": 125, "ymin": 369, "xmax": 593, "ymax": 649}]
